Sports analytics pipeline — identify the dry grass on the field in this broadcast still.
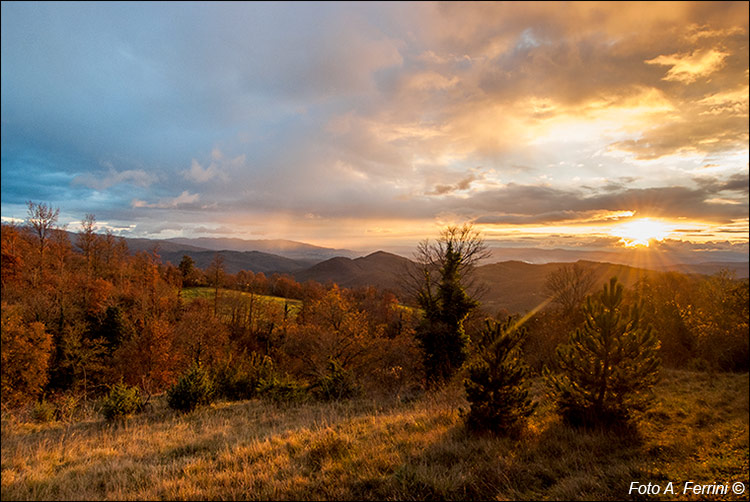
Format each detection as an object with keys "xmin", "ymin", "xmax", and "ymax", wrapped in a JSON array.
[{"xmin": 2, "ymin": 370, "xmax": 747, "ymax": 501}]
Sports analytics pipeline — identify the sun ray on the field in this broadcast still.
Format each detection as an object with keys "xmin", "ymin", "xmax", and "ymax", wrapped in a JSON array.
[{"xmin": 609, "ymin": 218, "xmax": 674, "ymax": 248}]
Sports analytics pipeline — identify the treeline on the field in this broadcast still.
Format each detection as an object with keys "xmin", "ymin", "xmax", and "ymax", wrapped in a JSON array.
[
  {"xmin": 524, "ymin": 262, "xmax": 749, "ymax": 373},
  {"xmin": 1, "ymin": 204, "xmax": 421, "ymax": 411}
]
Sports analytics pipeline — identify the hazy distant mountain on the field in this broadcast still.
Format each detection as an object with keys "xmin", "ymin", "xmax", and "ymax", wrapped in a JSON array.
[
  {"xmin": 66, "ymin": 232, "xmax": 210, "ymax": 254},
  {"xmin": 482, "ymin": 246, "xmax": 748, "ymax": 270},
  {"xmin": 294, "ymin": 251, "xmax": 417, "ymax": 291},
  {"xmin": 652, "ymin": 261, "xmax": 749, "ymax": 278},
  {"xmin": 165, "ymin": 237, "xmax": 357, "ymax": 261},
  {"xmin": 159, "ymin": 249, "xmax": 312, "ymax": 275}
]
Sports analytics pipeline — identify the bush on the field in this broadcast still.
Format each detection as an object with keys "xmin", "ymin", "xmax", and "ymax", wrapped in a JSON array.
[
  {"xmin": 545, "ymin": 277, "xmax": 660, "ymax": 428},
  {"xmin": 54, "ymin": 393, "xmax": 82, "ymax": 422},
  {"xmin": 100, "ymin": 382, "xmax": 143, "ymax": 422},
  {"xmin": 311, "ymin": 359, "xmax": 360, "ymax": 401},
  {"xmin": 463, "ymin": 318, "xmax": 535, "ymax": 436},
  {"xmin": 31, "ymin": 398, "xmax": 56, "ymax": 423},
  {"xmin": 167, "ymin": 363, "xmax": 215, "ymax": 412},
  {"xmin": 213, "ymin": 352, "xmax": 274, "ymax": 401},
  {"xmin": 260, "ymin": 374, "xmax": 307, "ymax": 405}
]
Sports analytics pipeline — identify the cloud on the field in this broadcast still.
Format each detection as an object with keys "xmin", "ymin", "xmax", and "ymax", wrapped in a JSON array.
[
  {"xmin": 646, "ymin": 48, "xmax": 728, "ymax": 83},
  {"xmin": 72, "ymin": 166, "xmax": 158, "ymax": 190},
  {"xmin": 183, "ymin": 159, "xmax": 223, "ymax": 183},
  {"xmin": 132, "ymin": 191, "xmax": 200, "ymax": 209},
  {"xmin": 449, "ymin": 179, "xmax": 748, "ymax": 226},
  {"xmin": 608, "ymin": 113, "xmax": 748, "ymax": 159},
  {"xmin": 426, "ymin": 171, "xmax": 483, "ymax": 196},
  {"xmin": 181, "ymin": 149, "xmax": 245, "ymax": 183}
]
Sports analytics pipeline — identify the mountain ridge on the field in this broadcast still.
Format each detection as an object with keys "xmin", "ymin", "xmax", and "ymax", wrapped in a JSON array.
[{"xmin": 165, "ymin": 237, "xmax": 358, "ymax": 261}]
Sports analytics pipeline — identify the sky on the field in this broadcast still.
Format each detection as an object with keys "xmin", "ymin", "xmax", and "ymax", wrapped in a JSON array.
[{"xmin": 1, "ymin": 1, "xmax": 748, "ymax": 255}]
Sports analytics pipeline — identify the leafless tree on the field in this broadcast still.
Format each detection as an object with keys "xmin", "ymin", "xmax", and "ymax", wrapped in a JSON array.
[
  {"xmin": 206, "ymin": 253, "xmax": 226, "ymax": 315},
  {"xmin": 403, "ymin": 223, "xmax": 491, "ymax": 306},
  {"xmin": 544, "ymin": 262, "xmax": 596, "ymax": 316},
  {"xmin": 26, "ymin": 201, "xmax": 60, "ymax": 262},
  {"xmin": 78, "ymin": 213, "xmax": 97, "ymax": 277}
]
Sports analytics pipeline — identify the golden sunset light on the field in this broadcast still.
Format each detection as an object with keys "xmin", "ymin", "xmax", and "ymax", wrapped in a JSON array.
[{"xmin": 610, "ymin": 218, "xmax": 675, "ymax": 247}]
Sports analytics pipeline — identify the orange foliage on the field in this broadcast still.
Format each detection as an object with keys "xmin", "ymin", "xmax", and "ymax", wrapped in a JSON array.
[{"xmin": 1, "ymin": 303, "xmax": 53, "ymax": 407}]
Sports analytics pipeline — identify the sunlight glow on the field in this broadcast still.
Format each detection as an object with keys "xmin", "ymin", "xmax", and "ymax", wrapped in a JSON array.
[{"xmin": 610, "ymin": 218, "xmax": 674, "ymax": 247}]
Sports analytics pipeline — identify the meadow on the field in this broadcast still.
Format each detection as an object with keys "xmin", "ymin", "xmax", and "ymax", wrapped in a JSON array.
[
  {"xmin": 181, "ymin": 287, "xmax": 304, "ymax": 316},
  {"xmin": 2, "ymin": 369, "xmax": 747, "ymax": 501}
]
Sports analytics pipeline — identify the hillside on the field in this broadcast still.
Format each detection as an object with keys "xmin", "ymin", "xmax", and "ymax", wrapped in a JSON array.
[
  {"xmin": 2, "ymin": 371, "xmax": 747, "ymax": 500},
  {"xmin": 290, "ymin": 255, "xmax": 669, "ymax": 314},
  {"xmin": 294, "ymin": 251, "xmax": 417, "ymax": 291},
  {"xmin": 654, "ymin": 261, "xmax": 750, "ymax": 278},
  {"xmin": 482, "ymin": 246, "xmax": 749, "ymax": 273},
  {"xmin": 159, "ymin": 249, "xmax": 313, "ymax": 275},
  {"xmin": 93, "ymin": 233, "xmax": 746, "ymax": 313},
  {"xmin": 475, "ymin": 260, "xmax": 664, "ymax": 315},
  {"xmin": 166, "ymin": 237, "xmax": 358, "ymax": 261}
]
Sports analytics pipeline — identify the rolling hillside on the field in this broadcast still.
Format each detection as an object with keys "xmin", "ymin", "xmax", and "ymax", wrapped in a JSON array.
[
  {"xmin": 165, "ymin": 237, "xmax": 358, "ymax": 261},
  {"xmin": 474, "ymin": 260, "xmax": 663, "ymax": 315},
  {"xmin": 294, "ymin": 251, "xmax": 417, "ymax": 290},
  {"xmin": 159, "ymin": 249, "xmax": 313, "ymax": 275},
  {"xmin": 103, "ymin": 234, "xmax": 747, "ymax": 314}
]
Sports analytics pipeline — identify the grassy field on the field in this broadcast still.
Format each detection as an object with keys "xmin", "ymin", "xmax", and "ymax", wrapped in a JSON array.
[
  {"xmin": 182, "ymin": 287, "xmax": 303, "ymax": 314},
  {"xmin": 1, "ymin": 370, "xmax": 747, "ymax": 501}
]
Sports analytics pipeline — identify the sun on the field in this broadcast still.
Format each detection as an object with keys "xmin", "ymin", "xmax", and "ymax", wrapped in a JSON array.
[{"xmin": 610, "ymin": 218, "xmax": 673, "ymax": 247}]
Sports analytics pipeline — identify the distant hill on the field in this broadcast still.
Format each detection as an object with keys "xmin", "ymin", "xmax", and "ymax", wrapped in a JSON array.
[
  {"xmin": 294, "ymin": 251, "xmax": 417, "ymax": 291},
  {"xmin": 66, "ymin": 232, "xmax": 210, "ymax": 254},
  {"xmin": 482, "ymin": 246, "xmax": 748, "ymax": 277},
  {"xmin": 652, "ymin": 261, "xmax": 749, "ymax": 278},
  {"xmin": 292, "ymin": 255, "xmax": 675, "ymax": 313},
  {"xmin": 94, "ymin": 233, "xmax": 747, "ymax": 311},
  {"xmin": 159, "ymin": 249, "xmax": 313, "ymax": 275},
  {"xmin": 474, "ymin": 260, "xmax": 664, "ymax": 315},
  {"xmin": 165, "ymin": 237, "xmax": 357, "ymax": 261}
]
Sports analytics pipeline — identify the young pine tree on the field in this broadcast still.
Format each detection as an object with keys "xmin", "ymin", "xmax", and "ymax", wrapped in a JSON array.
[
  {"xmin": 167, "ymin": 362, "xmax": 215, "ymax": 412},
  {"xmin": 545, "ymin": 277, "xmax": 660, "ymax": 427},
  {"xmin": 464, "ymin": 318, "xmax": 535, "ymax": 436}
]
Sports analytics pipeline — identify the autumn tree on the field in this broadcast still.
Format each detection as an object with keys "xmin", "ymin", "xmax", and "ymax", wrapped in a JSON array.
[
  {"xmin": 114, "ymin": 318, "xmax": 178, "ymax": 393},
  {"xmin": 174, "ymin": 299, "xmax": 230, "ymax": 369},
  {"xmin": 545, "ymin": 262, "xmax": 596, "ymax": 322},
  {"xmin": 96, "ymin": 229, "xmax": 128, "ymax": 281},
  {"xmin": 56, "ymin": 323, "xmax": 108, "ymax": 400},
  {"xmin": 178, "ymin": 255, "xmax": 202, "ymax": 287},
  {"xmin": 1, "ymin": 304, "xmax": 53, "ymax": 407},
  {"xmin": 285, "ymin": 286, "xmax": 373, "ymax": 380},
  {"xmin": 206, "ymin": 253, "xmax": 225, "ymax": 315},
  {"xmin": 1, "ymin": 222, "xmax": 28, "ymax": 292},
  {"xmin": 78, "ymin": 213, "xmax": 97, "ymax": 280},
  {"xmin": 408, "ymin": 224, "xmax": 489, "ymax": 386},
  {"xmin": 26, "ymin": 201, "xmax": 60, "ymax": 285},
  {"xmin": 635, "ymin": 272, "xmax": 697, "ymax": 368},
  {"xmin": 682, "ymin": 271, "xmax": 749, "ymax": 371},
  {"xmin": 26, "ymin": 201, "xmax": 59, "ymax": 260},
  {"xmin": 545, "ymin": 277, "xmax": 661, "ymax": 427}
]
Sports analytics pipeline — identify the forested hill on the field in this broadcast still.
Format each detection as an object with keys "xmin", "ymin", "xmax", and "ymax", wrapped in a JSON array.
[{"xmin": 474, "ymin": 260, "xmax": 663, "ymax": 315}]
